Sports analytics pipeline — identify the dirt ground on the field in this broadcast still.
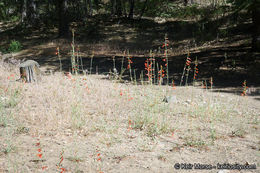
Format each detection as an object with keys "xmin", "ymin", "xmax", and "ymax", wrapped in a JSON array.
[{"xmin": 0, "ymin": 60, "xmax": 259, "ymax": 172}]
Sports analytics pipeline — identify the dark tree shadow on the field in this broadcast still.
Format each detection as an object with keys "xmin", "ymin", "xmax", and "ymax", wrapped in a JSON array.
[{"xmin": 1, "ymin": 13, "xmax": 259, "ymax": 98}]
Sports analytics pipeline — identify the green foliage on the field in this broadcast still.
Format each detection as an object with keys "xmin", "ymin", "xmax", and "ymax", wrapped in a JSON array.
[
  {"xmin": 184, "ymin": 136, "xmax": 207, "ymax": 148},
  {"xmin": 175, "ymin": 5, "xmax": 200, "ymax": 18},
  {"xmin": 0, "ymin": 0, "xmax": 20, "ymax": 21},
  {"xmin": 227, "ymin": 0, "xmax": 258, "ymax": 12},
  {"xmin": 10, "ymin": 15, "xmax": 19, "ymax": 22},
  {"xmin": 8, "ymin": 40, "xmax": 22, "ymax": 53},
  {"xmin": 0, "ymin": 1, "xmax": 6, "ymax": 20},
  {"xmin": 145, "ymin": 0, "xmax": 177, "ymax": 18},
  {"xmin": 0, "ymin": 47, "xmax": 8, "ymax": 54},
  {"xmin": 146, "ymin": 2, "xmax": 229, "ymax": 19}
]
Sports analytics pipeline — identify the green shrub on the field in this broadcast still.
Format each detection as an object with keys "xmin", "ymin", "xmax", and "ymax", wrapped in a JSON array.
[
  {"xmin": 0, "ymin": 47, "xmax": 7, "ymax": 54},
  {"xmin": 8, "ymin": 40, "xmax": 22, "ymax": 53}
]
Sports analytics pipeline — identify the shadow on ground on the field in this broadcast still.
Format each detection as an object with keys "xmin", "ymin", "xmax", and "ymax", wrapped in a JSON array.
[{"xmin": 1, "ymin": 14, "xmax": 259, "ymax": 98}]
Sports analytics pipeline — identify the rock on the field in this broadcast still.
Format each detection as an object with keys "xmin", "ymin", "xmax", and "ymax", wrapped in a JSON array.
[
  {"xmin": 218, "ymin": 170, "xmax": 229, "ymax": 173},
  {"xmin": 83, "ymin": 69, "xmax": 88, "ymax": 75},
  {"xmin": 154, "ymin": 17, "xmax": 167, "ymax": 24},
  {"xmin": 6, "ymin": 57, "xmax": 21, "ymax": 66},
  {"xmin": 0, "ymin": 97, "xmax": 7, "ymax": 101},
  {"xmin": 113, "ymin": 68, "xmax": 118, "ymax": 74},
  {"xmin": 182, "ymin": 99, "xmax": 193, "ymax": 106},
  {"xmin": 163, "ymin": 96, "xmax": 177, "ymax": 103}
]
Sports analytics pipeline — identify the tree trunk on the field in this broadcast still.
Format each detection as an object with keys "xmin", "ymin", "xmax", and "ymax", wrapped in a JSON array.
[
  {"xmin": 252, "ymin": 0, "xmax": 260, "ymax": 52},
  {"xmin": 139, "ymin": 0, "xmax": 148, "ymax": 19},
  {"xmin": 26, "ymin": 0, "xmax": 37, "ymax": 25},
  {"xmin": 47, "ymin": 0, "xmax": 50, "ymax": 13},
  {"xmin": 58, "ymin": 0, "xmax": 69, "ymax": 37},
  {"xmin": 111, "ymin": 0, "xmax": 116, "ymax": 16},
  {"xmin": 116, "ymin": 0, "xmax": 122, "ymax": 16},
  {"xmin": 94, "ymin": 0, "xmax": 99, "ymax": 12},
  {"xmin": 84, "ymin": 0, "xmax": 89, "ymax": 16},
  {"xmin": 122, "ymin": 0, "xmax": 127, "ymax": 17},
  {"xmin": 20, "ymin": 0, "xmax": 27, "ymax": 23},
  {"xmin": 184, "ymin": 0, "xmax": 188, "ymax": 6},
  {"xmin": 44, "ymin": 0, "xmax": 51, "ymax": 27},
  {"xmin": 19, "ymin": 60, "xmax": 41, "ymax": 83},
  {"xmin": 128, "ymin": 0, "xmax": 134, "ymax": 19},
  {"xmin": 87, "ymin": 0, "xmax": 93, "ymax": 16},
  {"xmin": 73, "ymin": 0, "xmax": 82, "ymax": 20}
]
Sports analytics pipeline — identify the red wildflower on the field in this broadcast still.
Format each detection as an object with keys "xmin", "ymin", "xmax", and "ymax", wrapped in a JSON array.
[
  {"xmin": 241, "ymin": 80, "xmax": 248, "ymax": 96},
  {"xmin": 172, "ymin": 81, "xmax": 176, "ymax": 90},
  {"xmin": 37, "ymin": 154, "xmax": 42, "ymax": 158},
  {"xmin": 162, "ymin": 43, "xmax": 169, "ymax": 48},
  {"xmin": 60, "ymin": 156, "xmax": 64, "ymax": 163},
  {"xmin": 42, "ymin": 166, "xmax": 48, "ymax": 170},
  {"xmin": 202, "ymin": 82, "xmax": 206, "ymax": 89},
  {"xmin": 144, "ymin": 58, "xmax": 153, "ymax": 81},
  {"xmin": 60, "ymin": 167, "xmax": 66, "ymax": 173}
]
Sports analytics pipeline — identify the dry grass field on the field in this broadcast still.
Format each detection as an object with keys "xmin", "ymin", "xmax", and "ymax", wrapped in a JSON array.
[
  {"xmin": 0, "ymin": 59, "xmax": 259, "ymax": 173},
  {"xmin": 0, "ymin": 0, "xmax": 259, "ymax": 172}
]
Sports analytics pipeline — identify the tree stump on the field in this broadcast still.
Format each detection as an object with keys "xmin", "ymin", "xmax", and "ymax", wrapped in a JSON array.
[{"xmin": 19, "ymin": 60, "xmax": 41, "ymax": 83}]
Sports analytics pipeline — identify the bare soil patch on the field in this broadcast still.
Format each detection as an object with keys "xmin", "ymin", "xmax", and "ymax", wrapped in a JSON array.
[{"xmin": 0, "ymin": 61, "xmax": 259, "ymax": 172}]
